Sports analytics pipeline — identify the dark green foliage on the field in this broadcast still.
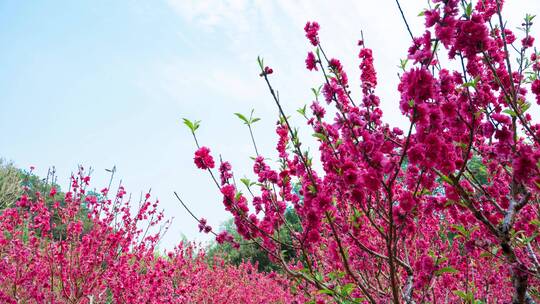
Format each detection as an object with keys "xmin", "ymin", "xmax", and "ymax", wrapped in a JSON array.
[
  {"xmin": 0, "ymin": 161, "xmax": 93, "ymax": 240},
  {"xmin": 206, "ymin": 207, "xmax": 302, "ymax": 273},
  {"xmin": 467, "ymin": 155, "xmax": 488, "ymax": 185},
  {"xmin": 0, "ymin": 160, "xmax": 22, "ymax": 209}
]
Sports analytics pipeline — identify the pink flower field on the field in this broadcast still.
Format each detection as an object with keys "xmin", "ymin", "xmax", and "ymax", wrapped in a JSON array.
[{"xmin": 1, "ymin": 0, "xmax": 540, "ymax": 303}]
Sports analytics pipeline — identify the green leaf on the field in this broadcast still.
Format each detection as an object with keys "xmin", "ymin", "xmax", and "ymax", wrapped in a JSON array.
[
  {"xmin": 521, "ymin": 102, "xmax": 531, "ymax": 113},
  {"xmin": 311, "ymin": 85, "xmax": 322, "ymax": 100},
  {"xmin": 502, "ymin": 109, "xmax": 516, "ymax": 117},
  {"xmin": 311, "ymin": 88, "xmax": 320, "ymax": 99},
  {"xmin": 279, "ymin": 115, "xmax": 291, "ymax": 125},
  {"xmin": 479, "ymin": 252, "xmax": 492, "ymax": 258},
  {"xmin": 399, "ymin": 58, "xmax": 409, "ymax": 71},
  {"xmin": 440, "ymin": 174, "xmax": 453, "ymax": 184},
  {"xmin": 182, "ymin": 118, "xmax": 200, "ymax": 133},
  {"xmin": 328, "ymin": 271, "xmax": 345, "ymax": 280},
  {"xmin": 240, "ymin": 178, "xmax": 251, "ymax": 189},
  {"xmin": 312, "ymin": 132, "xmax": 328, "ymax": 141},
  {"xmin": 234, "ymin": 191, "xmax": 243, "ymax": 200},
  {"xmin": 519, "ymin": 232, "xmax": 539, "ymax": 245},
  {"xmin": 297, "ymin": 105, "xmax": 307, "ymax": 117},
  {"xmin": 435, "ymin": 266, "xmax": 459, "ymax": 276},
  {"xmin": 251, "ymin": 117, "xmax": 261, "ymax": 124},
  {"xmin": 257, "ymin": 56, "xmax": 264, "ymax": 70},
  {"xmin": 182, "ymin": 118, "xmax": 194, "ymax": 131},
  {"xmin": 318, "ymin": 289, "xmax": 335, "ymax": 295},
  {"xmin": 462, "ymin": 76, "xmax": 480, "ymax": 88},
  {"xmin": 453, "ymin": 290, "xmax": 469, "ymax": 300},
  {"xmin": 341, "ymin": 283, "xmax": 355, "ymax": 296},
  {"xmin": 452, "ymin": 224, "xmax": 468, "ymax": 236},
  {"xmin": 464, "ymin": 2, "xmax": 473, "ymax": 18},
  {"xmin": 435, "ymin": 257, "xmax": 448, "ymax": 266},
  {"xmin": 234, "ymin": 113, "xmax": 249, "ymax": 125},
  {"xmin": 525, "ymin": 14, "xmax": 536, "ymax": 23}
]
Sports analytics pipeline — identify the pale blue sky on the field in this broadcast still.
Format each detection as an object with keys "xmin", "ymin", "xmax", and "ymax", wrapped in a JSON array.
[{"xmin": 1, "ymin": 1, "xmax": 539, "ymax": 249}]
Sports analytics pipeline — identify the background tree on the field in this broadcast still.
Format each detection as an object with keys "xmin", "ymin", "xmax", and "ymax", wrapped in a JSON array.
[{"xmin": 0, "ymin": 159, "xmax": 22, "ymax": 209}]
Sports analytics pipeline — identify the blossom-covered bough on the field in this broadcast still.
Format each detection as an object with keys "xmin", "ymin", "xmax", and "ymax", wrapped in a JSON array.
[{"xmin": 185, "ymin": 0, "xmax": 540, "ymax": 303}]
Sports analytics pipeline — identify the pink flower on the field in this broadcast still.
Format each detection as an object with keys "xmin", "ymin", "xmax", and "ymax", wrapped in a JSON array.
[
  {"xmin": 522, "ymin": 36, "xmax": 535, "ymax": 48},
  {"xmin": 198, "ymin": 218, "xmax": 212, "ymax": 233},
  {"xmin": 310, "ymin": 102, "xmax": 326, "ymax": 118},
  {"xmin": 532, "ymin": 79, "xmax": 540, "ymax": 104},
  {"xmin": 492, "ymin": 113, "xmax": 511, "ymax": 125},
  {"xmin": 322, "ymin": 81, "xmax": 339, "ymax": 104},
  {"xmin": 264, "ymin": 66, "xmax": 273, "ymax": 75},
  {"xmin": 435, "ymin": 18, "xmax": 457, "ymax": 47},
  {"xmin": 454, "ymin": 15, "xmax": 489, "ymax": 56},
  {"xmin": 358, "ymin": 48, "xmax": 377, "ymax": 92},
  {"xmin": 49, "ymin": 187, "xmax": 57, "ymax": 197},
  {"xmin": 219, "ymin": 161, "xmax": 232, "ymax": 185},
  {"xmin": 328, "ymin": 58, "xmax": 342, "ymax": 71},
  {"xmin": 424, "ymin": 9, "xmax": 440, "ymax": 27},
  {"xmin": 305, "ymin": 52, "xmax": 318, "ymax": 71},
  {"xmin": 503, "ymin": 29, "xmax": 516, "ymax": 44},
  {"xmin": 398, "ymin": 67, "xmax": 435, "ymax": 112},
  {"xmin": 216, "ymin": 231, "xmax": 234, "ymax": 244},
  {"xmin": 304, "ymin": 21, "xmax": 320, "ymax": 46},
  {"xmin": 328, "ymin": 59, "xmax": 349, "ymax": 86},
  {"xmin": 16, "ymin": 194, "xmax": 29, "ymax": 208},
  {"xmin": 512, "ymin": 146, "xmax": 538, "ymax": 182},
  {"xmin": 276, "ymin": 124, "xmax": 289, "ymax": 158},
  {"xmin": 194, "ymin": 146, "xmax": 215, "ymax": 169}
]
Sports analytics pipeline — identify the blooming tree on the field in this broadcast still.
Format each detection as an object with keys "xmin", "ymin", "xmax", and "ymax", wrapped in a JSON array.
[
  {"xmin": 0, "ymin": 167, "xmax": 298, "ymax": 303},
  {"xmin": 186, "ymin": 0, "xmax": 540, "ymax": 303}
]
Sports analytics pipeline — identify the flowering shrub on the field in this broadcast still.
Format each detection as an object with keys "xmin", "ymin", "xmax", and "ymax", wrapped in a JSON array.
[
  {"xmin": 0, "ymin": 167, "xmax": 298, "ymax": 303},
  {"xmin": 186, "ymin": 1, "xmax": 540, "ymax": 303}
]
